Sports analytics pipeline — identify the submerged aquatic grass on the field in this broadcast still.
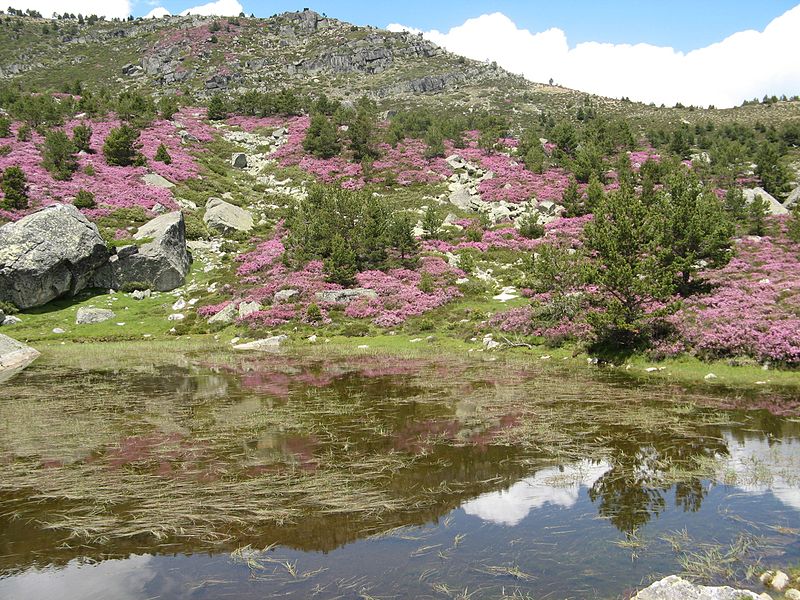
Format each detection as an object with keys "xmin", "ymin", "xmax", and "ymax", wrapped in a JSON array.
[{"xmin": 0, "ymin": 343, "xmax": 798, "ymax": 587}]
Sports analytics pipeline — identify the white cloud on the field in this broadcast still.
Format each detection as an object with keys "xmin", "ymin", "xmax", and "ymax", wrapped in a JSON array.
[
  {"xmin": 144, "ymin": 6, "xmax": 170, "ymax": 18},
  {"xmin": 178, "ymin": 0, "xmax": 242, "ymax": 16},
  {"xmin": 388, "ymin": 5, "xmax": 800, "ymax": 108},
  {"xmin": 5, "ymin": 0, "xmax": 131, "ymax": 18}
]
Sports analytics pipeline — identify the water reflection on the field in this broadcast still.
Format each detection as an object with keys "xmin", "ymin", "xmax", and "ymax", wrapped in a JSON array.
[
  {"xmin": 463, "ymin": 460, "xmax": 610, "ymax": 525},
  {"xmin": 1, "ymin": 354, "xmax": 800, "ymax": 598}
]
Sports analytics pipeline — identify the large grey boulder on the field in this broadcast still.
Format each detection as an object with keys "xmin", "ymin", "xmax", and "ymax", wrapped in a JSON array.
[
  {"xmin": 204, "ymin": 198, "xmax": 254, "ymax": 233},
  {"xmin": 95, "ymin": 211, "xmax": 192, "ymax": 292},
  {"xmin": 633, "ymin": 575, "xmax": 768, "ymax": 600},
  {"xmin": 142, "ymin": 173, "xmax": 175, "ymax": 189},
  {"xmin": 0, "ymin": 333, "xmax": 40, "ymax": 383},
  {"xmin": 76, "ymin": 307, "xmax": 115, "ymax": 325},
  {"xmin": 0, "ymin": 204, "xmax": 110, "ymax": 309},
  {"xmin": 743, "ymin": 187, "xmax": 789, "ymax": 215},
  {"xmin": 315, "ymin": 288, "xmax": 377, "ymax": 304},
  {"xmin": 231, "ymin": 153, "xmax": 248, "ymax": 168}
]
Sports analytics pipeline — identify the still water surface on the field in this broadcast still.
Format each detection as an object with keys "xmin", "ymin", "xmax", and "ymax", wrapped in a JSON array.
[{"xmin": 1, "ymin": 353, "xmax": 799, "ymax": 599}]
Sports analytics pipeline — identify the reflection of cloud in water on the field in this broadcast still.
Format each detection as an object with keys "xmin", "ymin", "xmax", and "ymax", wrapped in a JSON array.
[
  {"xmin": 718, "ymin": 431, "xmax": 800, "ymax": 512},
  {"xmin": 0, "ymin": 554, "xmax": 156, "ymax": 600},
  {"xmin": 462, "ymin": 460, "xmax": 611, "ymax": 526}
]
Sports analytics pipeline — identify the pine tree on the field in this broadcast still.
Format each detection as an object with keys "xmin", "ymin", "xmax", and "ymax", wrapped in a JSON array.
[
  {"xmin": 421, "ymin": 204, "xmax": 443, "ymax": 240},
  {"xmin": 747, "ymin": 194, "xmax": 770, "ymax": 236},
  {"xmin": 72, "ymin": 124, "xmax": 92, "ymax": 153},
  {"xmin": 561, "ymin": 177, "xmax": 583, "ymax": 217},
  {"xmin": 423, "ymin": 126, "xmax": 445, "ymax": 158},
  {"xmin": 154, "ymin": 143, "xmax": 172, "ymax": 164},
  {"xmin": 207, "ymin": 93, "xmax": 227, "ymax": 121},
  {"xmin": 303, "ymin": 114, "xmax": 340, "ymax": 158},
  {"xmin": 41, "ymin": 130, "xmax": 78, "ymax": 180},
  {"xmin": 102, "ymin": 125, "xmax": 140, "ymax": 167},
  {"xmin": 755, "ymin": 142, "xmax": 791, "ymax": 199},
  {"xmin": 388, "ymin": 213, "xmax": 419, "ymax": 263},
  {"xmin": 584, "ymin": 173, "xmax": 606, "ymax": 214},
  {"xmin": 0, "ymin": 117, "xmax": 10, "ymax": 138},
  {"xmin": 324, "ymin": 234, "xmax": 357, "ymax": 286},
  {"xmin": 0, "ymin": 166, "xmax": 28, "ymax": 209}
]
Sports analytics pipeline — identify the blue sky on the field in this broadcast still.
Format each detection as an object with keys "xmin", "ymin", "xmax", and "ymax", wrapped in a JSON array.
[{"xmin": 134, "ymin": 1, "xmax": 799, "ymax": 52}]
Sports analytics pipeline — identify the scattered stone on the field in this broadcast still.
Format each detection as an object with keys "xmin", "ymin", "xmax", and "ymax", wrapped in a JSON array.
[
  {"xmin": 94, "ymin": 211, "xmax": 192, "ymax": 292},
  {"xmin": 0, "ymin": 204, "xmax": 110, "ymax": 309},
  {"xmin": 704, "ymin": 373, "xmax": 718, "ymax": 380},
  {"xmin": 315, "ymin": 288, "xmax": 377, "ymax": 304},
  {"xmin": 482, "ymin": 334, "xmax": 501, "ymax": 350},
  {"xmin": 3, "ymin": 315, "xmax": 21, "ymax": 326},
  {"xmin": 274, "ymin": 289, "xmax": 300, "ymax": 304},
  {"xmin": 238, "ymin": 301, "xmax": 261, "ymax": 319},
  {"xmin": 232, "ymin": 335, "xmax": 288, "ymax": 351},
  {"xmin": 307, "ymin": 334, "xmax": 317, "ymax": 342},
  {"xmin": 131, "ymin": 289, "xmax": 152, "ymax": 300},
  {"xmin": 357, "ymin": 344, "xmax": 369, "ymax": 349},
  {"xmin": 76, "ymin": 307, "xmax": 115, "ymax": 325},
  {"xmin": 209, "ymin": 303, "xmax": 238, "ymax": 324},
  {"xmin": 52, "ymin": 328, "xmax": 65, "ymax": 334},
  {"xmin": 410, "ymin": 338, "xmax": 422, "ymax": 343},
  {"xmin": 203, "ymin": 198, "xmax": 254, "ymax": 233},
  {"xmin": 0, "ymin": 333, "xmax": 40, "ymax": 382},
  {"xmin": 785, "ymin": 589, "xmax": 800, "ymax": 600},
  {"xmin": 172, "ymin": 298, "xmax": 186, "ymax": 311},
  {"xmin": 231, "ymin": 153, "xmax": 248, "ymax": 168},
  {"xmin": 168, "ymin": 313, "xmax": 185, "ymax": 321},
  {"xmin": 492, "ymin": 286, "xmax": 518, "ymax": 302},
  {"xmin": 633, "ymin": 575, "xmax": 766, "ymax": 599},
  {"xmin": 770, "ymin": 572, "xmax": 790, "ymax": 592}
]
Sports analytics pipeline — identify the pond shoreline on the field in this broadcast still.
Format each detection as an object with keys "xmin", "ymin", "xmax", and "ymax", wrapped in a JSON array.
[{"xmin": 16, "ymin": 332, "xmax": 800, "ymax": 402}]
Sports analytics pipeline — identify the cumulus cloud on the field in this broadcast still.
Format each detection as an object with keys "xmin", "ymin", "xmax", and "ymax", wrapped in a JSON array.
[
  {"xmin": 388, "ymin": 5, "xmax": 800, "ymax": 108},
  {"xmin": 178, "ymin": 0, "xmax": 242, "ymax": 16},
  {"xmin": 5, "ymin": 0, "xmax": 131, "ymax": 18},
  {"xmin": 144, "ymin": 6, "xmax": 170, "ymax": 18}
]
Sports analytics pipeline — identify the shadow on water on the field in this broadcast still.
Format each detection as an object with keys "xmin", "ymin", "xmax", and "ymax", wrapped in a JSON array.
[{"xmin": 1, "ymin": 353, "xmax": 799, "ymax": 598}]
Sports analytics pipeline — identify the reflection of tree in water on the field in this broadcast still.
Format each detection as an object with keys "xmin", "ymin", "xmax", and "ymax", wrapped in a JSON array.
[{"xmin": 588, "ymin": 429, "xmax": 728, "ymax": 534}]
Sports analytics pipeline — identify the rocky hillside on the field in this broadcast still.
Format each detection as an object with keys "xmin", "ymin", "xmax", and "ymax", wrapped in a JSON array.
[
  {"xmin": 1, "ymin": 8, "xmax": 800, "ymax": 377},
  {"xmin": 3, "ymin": 9, "xmax": 799, "ymax": 126}
]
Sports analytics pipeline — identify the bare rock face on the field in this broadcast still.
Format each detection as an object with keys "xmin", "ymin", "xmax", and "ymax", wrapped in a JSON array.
[
  {"xmin": 94, "ymin": 211, "xmax": 192, "ymax": 292},
  {"xmin": 0, "ymin": 333, "xmax": 40, "ymax": 383},
  {"xmin": 633, "ymin": 575, "xmax": 769, "ymax": 600},
  {"xmin": 0, "ymin": 204, "xmax": 110, "ymax": 309}
]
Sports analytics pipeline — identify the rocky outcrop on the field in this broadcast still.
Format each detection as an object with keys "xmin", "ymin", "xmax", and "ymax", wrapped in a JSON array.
[
  {"xmin": 203, "ymin": 198, "xmax": 254, "ymax": 233},
  {"xmin": 0, "ymin": 204, "xmax": 110, "ymax": 310},
  {"xmin": 0, "ymin": 333, "xmax": 40, "ymax": 383},
  {"xmin": 633, "ymin": 575, "xmax": 769, "ymax": 600},
  {"xmin": 94, "ymin": 211, "xmax": 192, "ymax": 292}
]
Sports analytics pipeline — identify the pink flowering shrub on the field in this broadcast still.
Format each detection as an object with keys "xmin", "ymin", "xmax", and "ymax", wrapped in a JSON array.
[
  {"xmin": 344, "ymin": 257, "xmax": 465, "ymax": 327},
  {"xmin": 676, "ymin": 224, "xmax": 800, "ymax": 365},
  {"xmin": 0, "ymin": 118, "xmax": 204, "ymax": 218}
]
